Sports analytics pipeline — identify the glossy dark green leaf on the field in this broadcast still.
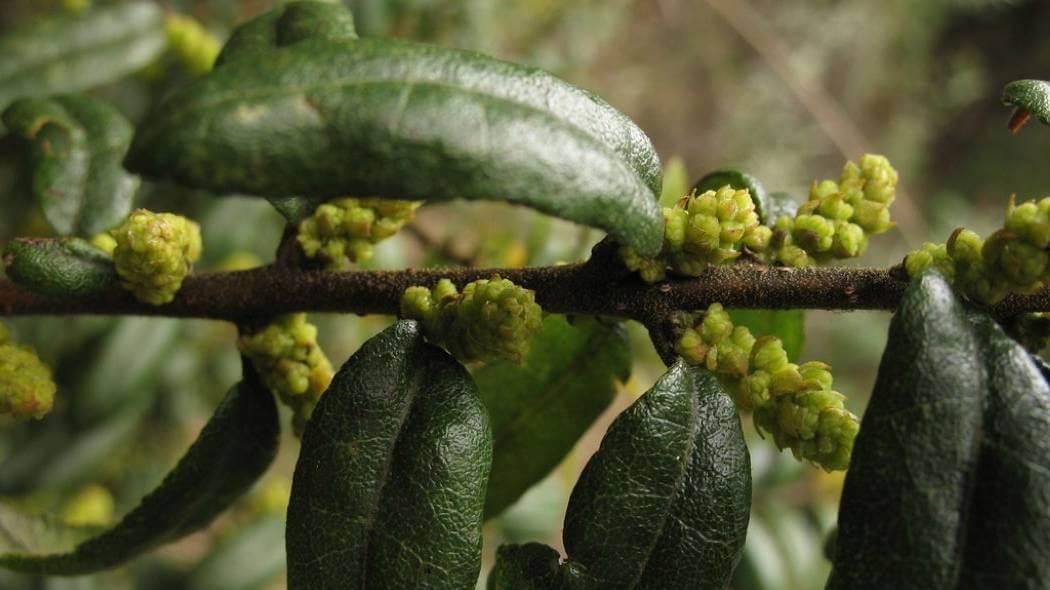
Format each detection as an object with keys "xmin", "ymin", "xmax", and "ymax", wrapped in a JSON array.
[
  {"xmin": 0, "ymin": 3, "xmax": 165, "ymax": 126},
  {"xmin": 0, "ymin": 364, "xmax": 279, "ymax": 575},
  {"xmin": 286, "ymin": 320, "xmax": 492, "ymax": 589},
  {"xmin": 562, "ymin": 361, "xmax": 751, "ymax": 589},
  {"xmin": 3, "ymin": 95, "xmax": 139, "ymax": 236},
  {"xmin": 487, "ymin": 543, "xmax": 562, "ymax": 590},
  {"xmin": 1002, "ymin": 79, "xmax": 1050, "ymax": 126},
  {"xmin": 476, "ymin": 315, "xmax": 630, "ymax": 519},
  {"xmin": 3, "ymin": 238, "xmax": 116, "ymax": 298},
  {"xmin": 828, "ymin": 270, "xmax": 1050, "ymax": 588},
  {"xmin": 126, "ymin": 1, "xmax": 664, "ymax": 256},
  {"xmin": 730, "ymin": 309, "xmax": 805, "ymax": 360}
]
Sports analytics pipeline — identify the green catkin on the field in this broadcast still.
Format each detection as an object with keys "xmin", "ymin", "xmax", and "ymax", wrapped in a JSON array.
[
  {"xmin": 0, "ymin": 324, "xmax": 57, "ymax": 420},
  {"xmin": 622, "ymin": 154, "xmax": 897, "ymax": 282},
  {"xmin": 904, "ymin": 195, "xmax": 1050, "ymax": 305},
  {"xmin": 297, "ymin": 198, "xmax": 421, "ymax": 270},
  {"xmin": 400, "ymin": 276, "xmax": 543, "ymax": 364},
  {"xmin": 110, "ymin": 209, "xmax": 202, "ymax": 305},
  {"xmin": 237, "ymin": 314, "xmax": 334, "ymax": 435},
  {"xmin": 675, "ymin": 304, "xmax": 858, "ymax": 471},
  {"xmin": 165, "ymin": 13, "xmax": 222, "ymax": 75}
]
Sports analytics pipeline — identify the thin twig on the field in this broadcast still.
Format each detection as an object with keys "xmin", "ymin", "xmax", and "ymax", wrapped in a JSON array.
[{"xmin": 3, "ymin": 258, "xmax": 1048, "ymax": 322}]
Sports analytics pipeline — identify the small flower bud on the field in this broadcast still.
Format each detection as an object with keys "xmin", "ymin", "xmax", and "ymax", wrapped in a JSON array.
[
  {"xmin": 297, "ymin": 197, "xmax": 420, "ymax": 270},
  {"xmin": 1, "ymin": 342, "xmax": 56, "ymax": 420},
  {"xmin": 110, "ymin": 209, "xmax": 202, "ymax": 305}
]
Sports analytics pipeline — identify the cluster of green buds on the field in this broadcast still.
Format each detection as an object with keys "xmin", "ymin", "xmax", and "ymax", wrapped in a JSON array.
[
  {"xmin": 905, "ymin": 196, "xmax": 1050, "ymax": 305},
  {"xmin": 165, "ymin": 13, "xmax": 222, "ymax": 75},
  {"xmin": 237, "ymin": 314, "xmax": 334, "ymax": 435},
  {"xmin": 621, "ymin": 155, "xmax": 898, "ymax": 281},
  {"xmin": 400, "ymin": 276, "xmax": 543, "ymax": 364},
  {"xmin": 297, "ymin": 198, "xmax": 421, "ymax": 269},
  {"xmin": 0, "ymin": 322, "xmax": 57, "ymax": 420},
  {"xmin": 675, "ymin": 304, "xmax": 858, "ymax": 471},
  {"xmin": 770, "ymin": 154, "xmax": 898, "ymax": 267},
  {"xmin": 622, "ymin": 185, "xmax": 771, "ymax": 282},
  {"xmin": 110, "ymin": 209, "xmax": 202, "ymax": 305}
]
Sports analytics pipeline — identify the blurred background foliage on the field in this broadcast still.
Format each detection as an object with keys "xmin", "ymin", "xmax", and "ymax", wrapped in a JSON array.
[{"xmin": 1, "ymin": 0, "xmax": 1047, "ymax": 588}]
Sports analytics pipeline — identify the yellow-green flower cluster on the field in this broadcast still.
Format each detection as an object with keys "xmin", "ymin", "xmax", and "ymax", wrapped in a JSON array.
[
  {"xmin": 770, "ymin": 154, "xmax": 898, "ymax": 267},
  {"xmin": 622, "ymin": 186, "xmax": 771, "ymax": 282},
  {"xmin": 675, "ymin": 304, "xmax": 858, "ymax": 471},
  {"xmin": 63, "ymin": 485, "xmax": 115, "ymax": 527},
  {"xmin": 110, "ymin": 209, "xmax": 202, "ymax": 305},
  {"xmin": 1, "ymin": 324, "xmax": 57, "ymax": 420},
  {"xmin": 297, "ymin": 198, "xmax": 421, "ymax": 270},
  {"xmin": 238, "ymin": 314, "xmax": 334, "ymax": 435},
  {"xmin": 400, "ymin": 276, "xmax": 543, "ymax": 364},
  {"xmin": 905, "ymin": 196, "xmax": 1050, "ymax": 305},
  {"xmin": 165, "ymin": 13, "xmax": 222, "ymax": 75}
]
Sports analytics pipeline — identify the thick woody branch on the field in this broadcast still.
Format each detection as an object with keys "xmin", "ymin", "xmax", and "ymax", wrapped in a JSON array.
[{"xmin": 3, "ymin": 254, "xmax": 1049, "ymax": 323}]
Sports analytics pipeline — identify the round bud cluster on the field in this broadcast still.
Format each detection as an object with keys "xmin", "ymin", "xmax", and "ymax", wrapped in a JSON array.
[
  {"xmin": 771, "ymin": 154, "xmax": 897, "ymax": 267},
  {"xmin": 238, "ymin": 313, "xmax": 334, "ymax": 435},
  {"xmin": 1, "ymin": 324, "xmax": 57, "ymax": 420},
  {"xmin": 297, "ymin": 198, "xmax": 421, "ymax": 270},
  {"xmin": 904, "ymin": 196, "xmax": 1050, "ymax": 305},
  {"xmin": 165, "ymin": 13, "xmax": 222, "ymax": 75},
  {"xmin": 110, "ymin": 209, "xmax": 202, "ymax": 305},
  {"xmin": 675, "ymin": 304, "xmax": 858, "ymax": 471},
  {"xmin": 400, "ymin": 276, "xmax": 543, "ymax": 364},
  {"xmin": 621, "ymin": 186, "xmax": 771, "ymax": 282}
]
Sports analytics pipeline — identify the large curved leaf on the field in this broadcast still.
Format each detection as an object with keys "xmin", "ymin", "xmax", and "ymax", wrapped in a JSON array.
[
  {"xmin": 3, "ymin": 95, "xmax": 139, "ymax": 236},
  {"xmin": 828, "ymin": 271, "xmax": 1050, "ymax": 588},
  {"xmin": 562, "ymin": 361, "xmax": 751, "ymax": 589},
  {"xmin": 476, "ymin": 315, "xmax": 630, "ymax": 519},
  {"xmin": 125, "ymin": 1, "xmax": 664, "ymax": 256},
  {"xmin": 0, "ymin": 363, "xmax": 279, "ymax": 575},
  {"xmin": 0, "ymin": 3, "xmax": 165, "ymax": 122},
  {"xmin": 286, "ymin": 320, "xmax": 492, "ymax": 589}
]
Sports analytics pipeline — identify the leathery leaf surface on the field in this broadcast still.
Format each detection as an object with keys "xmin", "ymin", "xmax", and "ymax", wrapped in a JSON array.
[
  {"xmin": 125, "ymin": 1, "xmax": 664, "ymax": 256},
  {"xmin": 286, "ymin": 319, "xmax": 492, "ymax": 589},
  {"xmin": 828, "ymin": 270, "xmax": 1050, "ymax": 589}
]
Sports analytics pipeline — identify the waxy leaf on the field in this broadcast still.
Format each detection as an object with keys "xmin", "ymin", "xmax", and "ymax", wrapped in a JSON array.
[
  {"xmin": 0, "ymin": 3, "xmax": 165, "ymax": 122},
  {"xmin": 0, "ymin": 363, "xmax": 279, "ymax": 575},
  {"xmin": 1002, "ymin": 79, "xmax": 1050, "ymax": 131},
  {"xmin": 126, "ymin": 1, "xmax": 664, "ymax": 256},
  {"xmin": 828, "ymin": 271, "xmax": 1050, "ymax": 588},
  {"xmin": 476, "ymin": 315, "xmax": 630, "ymax": 519},
  {"xmin": 4, "ymin": 238, "xmax": 116, "ymax": 298},
  {"xmin": 286, "ymin": 320, "xmax": 492, "ymax": 589},
  {"xmin": 562, "ymin": 361, "xmax": 751, "ymax": 589},
  {"xmin": 3, "ymin": 95, "xmax": 139, "ymax": 236}
]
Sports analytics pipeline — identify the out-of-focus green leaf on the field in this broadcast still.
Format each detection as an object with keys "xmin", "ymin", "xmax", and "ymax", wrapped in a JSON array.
[
  {"xmin": 186, "ymin": 514, "xmax": 285, "ymax": 590},
  {"xmin": 126, "ymin": 1, "xmax": 665, "ymax": 256},
  {"xmin": 562, "ymin": 361, "xmax": 751, "ymax": 588},
  {"xmin": 0, "ymin": 364, "xmax": 279, "ymax": 575},
  {"xmin": 0, "ymin": 3, "xmax": 165, "ymax": 127},
  {"xmin": 730, "ymin": 309, "xmax": 805, "ymax": 360},
  {"xmin": 487, "ymin": 543, "xmax": 562, "ymax": 590},
  {"xmin": 476, "ymin": 315, "xmax": 630, "ymax": 519},
  {"xmin": 1002, "ymin": 79, "xmax": 1050, "ymax": 128},
  {"xmin": 3, "ymin": 238, "xmax": 116, "ymax": 298},
  {"xmin": 731, "ymin": 517, "xmax": 789, "ymax": 590},
  {"xmin": 286, "ymin": 320, "xmax": 491, "ymax": 589},
  {"xmin": 828, "ymin": 271, "xmax": 1050, "ymax": 588},
  {"xmin": 3, "ymin": 95, "xmax": 138, "ymax": 236},
  {"xmin": 659, "ymin": 156, "xmax": 689, "ymax": 206}
]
